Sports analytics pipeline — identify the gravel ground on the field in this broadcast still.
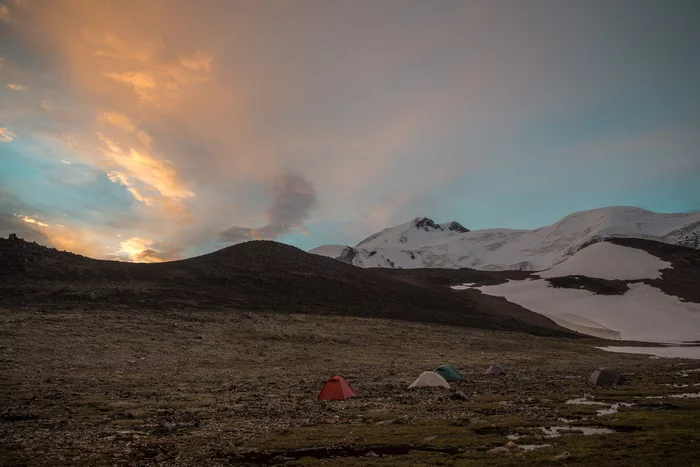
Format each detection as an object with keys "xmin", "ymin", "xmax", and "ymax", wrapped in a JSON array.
[{"xmin": 2, "ymin": 309, "xmax": 699, "ymax": 466}]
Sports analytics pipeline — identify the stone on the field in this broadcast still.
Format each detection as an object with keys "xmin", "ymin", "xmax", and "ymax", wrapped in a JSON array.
[
  {"xmin": 554, "ymin": 451, "xmax": 571, "ymax": 460},
  {"xmin": 488, "ymin": 446, "xmax": 511, "ymax": 456},
  {"xmin": 505, "ymin": 441, "xmax": 518, "ymax": 450}
]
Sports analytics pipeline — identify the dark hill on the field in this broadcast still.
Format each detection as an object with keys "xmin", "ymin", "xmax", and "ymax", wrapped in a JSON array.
[{"xmin": 0, "ymin": 235, "xmax": 573, "ymax": 337}]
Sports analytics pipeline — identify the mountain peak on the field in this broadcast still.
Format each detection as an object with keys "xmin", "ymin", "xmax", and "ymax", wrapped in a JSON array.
[
  {"xmin": 411, "ymin": 217, "xmax": 440, "ymax": 231},
  {"xmin": 443, "ymin": 221, "xmax": 470, "ymax": 233}
]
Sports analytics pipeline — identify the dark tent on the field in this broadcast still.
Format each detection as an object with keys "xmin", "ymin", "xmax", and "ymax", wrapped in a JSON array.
[
  {"xmin": 589, "ymin": 367, "xmax": 624, "ymax": 386},
  {"xmin": 434, "ymin": 364, "xmax": 464, "ymax": 382},
  {"xmin": 484, "ymin": 364, "xmax": 506, "ymax": 376}
]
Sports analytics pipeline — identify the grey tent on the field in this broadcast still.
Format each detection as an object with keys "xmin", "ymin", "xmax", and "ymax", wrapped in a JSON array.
[
  {"xmin": 409, "ymin": 371, "xmax": 450, "ymax": 389},
  {"xmin": 589, "ymin": 367, "xmax": 624, "ymax": 386}
]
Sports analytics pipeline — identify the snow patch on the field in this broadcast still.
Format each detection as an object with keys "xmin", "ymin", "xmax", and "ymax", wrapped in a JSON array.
[
  {"xmin": 477, "ymin": 280, "xmax": 700, "ymax": 342},
  {"xmin": 537, "ymin": 242, "xmax": 671, "ymax": 280},
  {"xmin": 450, "ymin": 283, "xmax": 475, "ymax": 290},
  {"xmin": 597, "ymin": 346, "xmax": 700, "ymax": 360}
]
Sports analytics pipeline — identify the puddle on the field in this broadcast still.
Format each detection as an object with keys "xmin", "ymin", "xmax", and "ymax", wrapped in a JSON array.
[
  {"xmin": 557, "ymin": 417, "xmax": 578, "ymax": 424},
  {"xmin": 597, "ymin": 346, "xmax": 700, "ymax": 360},
  {"xmin": 506, "ymin": 434, "xmax": 522, "ymax": 440},
  {"xmin": 540, "ymin": 426, "xmax": 614, "ymax": 438},
  {"xmin": 597, "ymin": 403, "xmax": 633, "ymax": 416},
  {"xmin": 669, "ymin": 392, "xmax": 700, "ymax": 399},
  {"xmin": 228, "ymin": 444, "xmax": 465, "ymax": 463},
  {"xmin": 566, "ymin": 397, "xmax": 633, "ymax": 416},
  {"xmin": 519, "ymin": 444, "xmax": 552, "ymax": 451},
  {"xmin": 450, "ymin": 283, "xmax": 475, "ymax": 290},
  {"xmin": 646, "ymin": 392, "xmax": 700, "ymax": 399},
  {"xmin": 565, "ymin": 397, "xmax": 607, "ymax": 406}
]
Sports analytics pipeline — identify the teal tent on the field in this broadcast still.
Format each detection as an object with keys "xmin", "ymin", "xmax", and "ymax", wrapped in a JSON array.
[{"xmin": 434, "ymin": 364, "xmax": 464, "ymax": 382}]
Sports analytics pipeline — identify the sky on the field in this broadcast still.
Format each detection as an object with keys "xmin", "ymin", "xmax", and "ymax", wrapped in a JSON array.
[{"xmin": 1, "ymin": 0, "xmax": 699, "ymax": 261}]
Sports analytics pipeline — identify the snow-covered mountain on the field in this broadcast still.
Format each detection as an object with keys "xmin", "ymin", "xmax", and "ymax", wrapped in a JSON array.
[{"xmin": 309, "ymin": 207, "xmax": 700, "ymax": 271}]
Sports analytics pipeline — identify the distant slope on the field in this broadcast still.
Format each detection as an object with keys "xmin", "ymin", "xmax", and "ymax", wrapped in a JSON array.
[
  {"xmin": 472, "ymin": 238, "xmax": 700, "ymax": 342},
  {"xmin": 0, "ymin": 236, "xmax": 573, "ymax": 337},
  {"xmin": 309, "ymin": 207, "xmax": 700, "ymax": 271}
]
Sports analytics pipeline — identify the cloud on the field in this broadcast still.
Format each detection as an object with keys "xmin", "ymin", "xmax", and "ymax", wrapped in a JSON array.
[
  {"xmin": 98, "ymin": 111, "xmax": 152, "ymax": 148},
  {"xmin": 218, "ymin": 226, "xmax": 255, "ymax": 243},
  {"xmin": 0, "ymin": 190, "xmax": 50, "ymax": 243},
  {"xmin": 99, "ymin": 111, "xmax": 136, "ymax": 133},
  {"xmin": 98, "ymin": 134, "xmax": 195, "ymax": 204},
  {"xmin": 7, "ymin": 83, "xmax": 27, "ymax": 91},
  {"xmin": 88, "ymin": 31, "xmax": 214, "ymax": 104},
  {"xmin": 113, "ymin": 237, "xmax": 183, "ymax": 262},
  {"xmin": 134, "ymin": 241, "xmax": 183, "ymax": 262},
  {"xmin": 2, "ymin": 0, "xmax": 697, "ymax": 259},
  {"xmin": 0, "ymin": 4, "xmax": 12, "ymax": 23},
  {"xmin": 15, "ymin": 214, "xmax": 50, "ymax": 228},
  {"xmin": 0, "ymin": 127, "xmax": 16, "ymax": 143},
  {"xmin": 220, "ymin": 172, "xmax": 317, "ymax": 243}
]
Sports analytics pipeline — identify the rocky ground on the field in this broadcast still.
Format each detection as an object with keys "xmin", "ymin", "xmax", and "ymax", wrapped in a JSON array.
[{"xmin": 1, "ymin": 309, "xmax": 699, "ymax": 466}]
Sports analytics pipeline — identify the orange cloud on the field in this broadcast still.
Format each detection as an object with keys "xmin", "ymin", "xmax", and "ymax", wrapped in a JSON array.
[
  {"xmin": 98, "ymin": 134, "xmax": 195, "ymax": 202},
  {"xmin": 98, "ymin": 111, "xmax": 136, "ymax": 132},
  {"xmin": 0, "ymin": 4, "xmax": 12, "ymax": 23},
  {"xmin": 85, "ymin": 30, "xmax": 214, "ymax": 103},
  {"xmin": 113, "ymin": 236, "xmax": 182, "ymax": 262},
  {"xmin": 7, "ymin": 83, "xmax": 27, "ymax": 91},
  {"xmin": 46, "ymin": 226, "xmax": 110, "ymax": 258},
  {"xmin": 98, "ymin": 111, "xmax": 152, "ymax": 148},
  {"xmin": 0, "ymin": 127, "xmax": 16, "ymax": 143},
  {"xmin": 15, "ymin": 214, "xmax": 50, "ymax": 228}
]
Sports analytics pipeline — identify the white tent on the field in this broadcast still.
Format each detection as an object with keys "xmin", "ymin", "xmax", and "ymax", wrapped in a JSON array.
[{"xmin": 408, "ymin": 371, "xmax": 450, "ymax": 389}]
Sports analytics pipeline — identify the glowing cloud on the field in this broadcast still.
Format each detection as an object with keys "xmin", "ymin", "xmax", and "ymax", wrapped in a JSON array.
[
  {"xmin": 7, "ymin": 83, "xmax": 27, "ymax": 91},
  {"xmin": 0, "ymin": 128, "xmax": 16, "ymax": 143},
  {"xmin": 98, "ymin": 111, "xmax": 152, "ymax": 148},
  {"xmin": 14, "ymin": 214, "xmax": 50, "ymax": 228},
  {"xmin": 0, "ymin": 4, "xmax": 12, "ymax": 23},
  {"xmin": 98, "ymin": 112, "xmax": 136, "ymax": 133},
  {"xmin": 87, "ymin": 31, "xmax": 214, "ymax": 103},
  {"xmin": 98, "ymin": 135, "xmax": 195, "ymax": 203},
  {"xmin": 113, "ymin": 237, "xmax": 182, "ymax": 263}
]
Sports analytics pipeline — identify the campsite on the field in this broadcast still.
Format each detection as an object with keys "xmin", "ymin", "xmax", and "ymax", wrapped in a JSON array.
[{"xmin": 2, "ymin": 307, "xmax": 700, "ymax": 466}]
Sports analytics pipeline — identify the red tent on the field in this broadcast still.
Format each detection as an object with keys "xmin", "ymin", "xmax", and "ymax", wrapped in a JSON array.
[
  {"xmin": 485, "ymin": 364, "xmax": 506, "ymax": 376},
  {"xmin": 318, "ymin": 375, "xmax": 356, "ymax": 401}
]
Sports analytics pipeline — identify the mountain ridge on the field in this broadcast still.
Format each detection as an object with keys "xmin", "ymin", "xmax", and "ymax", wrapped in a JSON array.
[
  {"xmin": 0, "ymin": 234, "xmax": 574, "ymax": 337},
  {"xmin": 310, "ymin": 206, "xmax": 700, "ymax": 271}
]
